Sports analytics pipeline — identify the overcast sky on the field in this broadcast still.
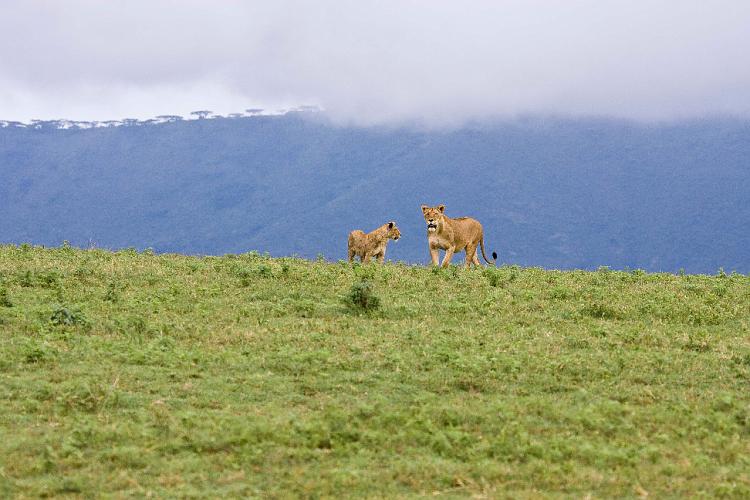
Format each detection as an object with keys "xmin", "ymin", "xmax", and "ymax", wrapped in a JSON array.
[{"xmin": 1, "ymin": 0, "xmax": 749, "ymax": 126}]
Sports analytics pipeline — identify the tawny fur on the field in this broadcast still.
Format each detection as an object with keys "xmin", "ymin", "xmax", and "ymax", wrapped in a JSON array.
[
  {"xmin": 421, "ymin": 204, "xmax": 497, "ymax": 268},
  {"xmin": 348, "ymin": 222, "xmax": 401, "ymax": 264}
]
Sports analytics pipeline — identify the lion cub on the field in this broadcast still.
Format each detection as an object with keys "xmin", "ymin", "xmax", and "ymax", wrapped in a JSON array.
[
  {"xmin": 421, "ymin": 204, "xmax": 497, "ymax": 268},
  {"xmin": 348, "ymin": 221, "xmax": 401, "ymax": 264}
]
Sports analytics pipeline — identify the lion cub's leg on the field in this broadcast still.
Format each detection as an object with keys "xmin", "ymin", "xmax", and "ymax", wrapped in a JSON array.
[
  {"xmin": 347, "ymin": 236, "xmax": 355, "ymax": 262},
  {"xmin": 377, "ymin": 250, "xmax": 385, "ymax": 264},
  {"xmin": 348, "ymin": 232, "xmax": 364, "ymax": 263},
  {"xmin": 441, "ymin": 246, "xmax": 455, "ymax": 268}
]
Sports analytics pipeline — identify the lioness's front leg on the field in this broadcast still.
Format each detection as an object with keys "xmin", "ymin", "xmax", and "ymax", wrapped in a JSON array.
[
  {"xmin": 378, "ymin": 251, "xmax": 385, "ymax": 264},
  {"xmin": 363, "ymin": 252, "xmax": 372, "ymax": 264},
  {"xmin": 429, "ymin": 245, "xmax": 440, "ymax": 266},
  {"xmin": 441, "ymin": 247, "xmax": 455, "ymax": 268}
]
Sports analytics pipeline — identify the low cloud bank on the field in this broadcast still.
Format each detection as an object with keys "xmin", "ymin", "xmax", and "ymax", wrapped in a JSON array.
[{"xmin": 1, "ymin": 1, "xmax": 749, "ymax": 125}]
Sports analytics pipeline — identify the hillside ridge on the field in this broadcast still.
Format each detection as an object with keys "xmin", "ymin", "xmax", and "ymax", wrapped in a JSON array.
[{"xmin": 2, "ymin": 114, "xmax": 749, "ymax": 273}]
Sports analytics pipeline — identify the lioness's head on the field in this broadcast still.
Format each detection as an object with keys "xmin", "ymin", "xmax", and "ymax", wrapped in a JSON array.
[
  {"xmin": 421, "ymin": 204, "xmax": 445, "ymax": 233},
  {"xmin": 386, "ymin": 221, "xmax": 401, "ymax": 241}
]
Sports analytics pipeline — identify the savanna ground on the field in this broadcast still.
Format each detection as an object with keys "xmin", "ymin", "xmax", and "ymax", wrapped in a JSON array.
[{"xmin": 0, "ymin": 244, "xmax": 749, "ymax": 498}]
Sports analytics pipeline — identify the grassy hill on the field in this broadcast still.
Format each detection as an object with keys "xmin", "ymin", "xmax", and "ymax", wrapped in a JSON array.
[{"xmin": 1, "ymin": 244, "xmax": 749, "ymax": 497}]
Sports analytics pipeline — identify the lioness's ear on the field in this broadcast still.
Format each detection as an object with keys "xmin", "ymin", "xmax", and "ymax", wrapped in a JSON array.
[
  {"xmin": 437, "ymin": 204, "xmax": 445, "ymax": 213},
  {"xmin": 421, "ymin": 205, "xmax": 429, "ymax": 214},
  {"xmin": 388, "ymin": 221, "xmax": 395, "ymax": 229}
]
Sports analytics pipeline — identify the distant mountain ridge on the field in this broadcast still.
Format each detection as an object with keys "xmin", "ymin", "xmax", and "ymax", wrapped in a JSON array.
[
  {"xmin": 0, "ymin": 107, "xmax": 315, "ymax": 130},
  {"xmin": 1, "ymin": 113, "xmax": 748, "ymax": 273}
]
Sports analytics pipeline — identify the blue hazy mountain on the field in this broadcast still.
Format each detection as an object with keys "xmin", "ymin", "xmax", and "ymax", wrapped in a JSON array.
[{"xmin": 1, "ymin": 113, "xmax": 748, "ymax": 273}]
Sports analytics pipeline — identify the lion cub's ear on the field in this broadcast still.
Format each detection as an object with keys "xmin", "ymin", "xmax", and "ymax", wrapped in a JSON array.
[
  {"xmin": 421, "ymin": 205, "xmax": 429, "ymax": 213},
  {"xmin": 388, "ymin": 221, "xmax": 395, "ymax": 229},
  {"xmin": 437, "ymin": 204, "xmax": 445, "ymax": 213}
]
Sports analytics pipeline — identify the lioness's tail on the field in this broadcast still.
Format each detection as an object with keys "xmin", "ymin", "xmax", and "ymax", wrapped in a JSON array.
[{"xmin": 479, "ymin": 236, "xmax": 497, "ymax": 266}]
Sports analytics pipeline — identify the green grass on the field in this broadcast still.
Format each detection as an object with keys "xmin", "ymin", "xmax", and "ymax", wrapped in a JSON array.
[{"xmin": 1, "ymin": 244, "xmax": 749, "ymax": 498}]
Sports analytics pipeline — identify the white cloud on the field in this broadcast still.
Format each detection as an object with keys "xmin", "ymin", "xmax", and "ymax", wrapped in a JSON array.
[{"xmin": 1, "ymin": 0, "xmax": 749, "ymax": 124}]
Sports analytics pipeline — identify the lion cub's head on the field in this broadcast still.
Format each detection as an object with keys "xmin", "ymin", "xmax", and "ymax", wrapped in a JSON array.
[
  {"xmin": 386, "ymin": 221, "xmax": 401, "ymax": 241},
  {"xmin": 421, "ymin": 204, "xmax": 445, "ymax": 233}
]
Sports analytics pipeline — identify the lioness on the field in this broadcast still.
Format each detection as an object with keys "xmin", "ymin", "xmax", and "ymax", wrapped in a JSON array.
[
  {"xmin": 348, "ymin": 221, "xmax": 401, "ymax": 264},
  {"xmin": 421, "ymin": 204, "xmax": 497, "ymax": 268}
]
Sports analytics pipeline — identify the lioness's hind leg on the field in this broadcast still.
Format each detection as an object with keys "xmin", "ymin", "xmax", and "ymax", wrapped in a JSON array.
[{"xmin": 465, "ymin": 243, "xmax": 479, "ymax": 268}]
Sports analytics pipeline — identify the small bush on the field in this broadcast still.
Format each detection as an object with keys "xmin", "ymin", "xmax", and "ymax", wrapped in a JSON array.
[
  {"xmin": 18, "ymin": 270, "xmax": 59, "ymax": 288},
  {"xmin": 57, "ymin": 380, "xmax": 110, "ymax": 413},
  {"xmin": 344, "ymin": 280, "xmax": 381, "ymax": 313},
  {"xmin": 580, "ymin": 302, "xmax": 621, "ymax": 320},
  {"xmin": 684, "ymin": 331, "xmax": 712, "ymax": 352},
  {"xmin": 433, "ymin": 265, "xmax": 459, "ymax": 279},
  {"xmin": 19, "ymin": 270, "xmax": 34, "ymax": 287},
  {"xmin": 353, "ymin": 264, "xmax": 376, "ymax": 280},
  {"xmin": 548, "ymin": 286, "xmax": 572, "ymax": 300},
  {"xmin": 113, "ymin": 315, "xmax": 152, "ymax": 340},
  {"xmin": 294, "ymin": 300, "xmax": 316, "ymax": 318},
  {"xmin": 50, "ymin": 305, "xmax": 88, "ymax": 328},
  {"xmin": 256, "ymin": 264, "xmax": 273, "ymax": 278},
  {"xmin": 38, "ymin": 271, "xmax": 60, "ymax": 288},
  {"xmin": 104, "ymin": 282, "xmax": 120, "ymax": 302},
  {"xmin": 22, "ymin": 339, "xmax": 57, "ymax": 364},
  {"xmin": 0, "ymin": 287, "xmax": 12, "ymax": 307},
  {"xmin": 483, "ymin": 268, "xmax": 501, "ymax": 287},
  {"xmin": 237, "ymin": 264, "xmax": 274, "ymax": 286}
]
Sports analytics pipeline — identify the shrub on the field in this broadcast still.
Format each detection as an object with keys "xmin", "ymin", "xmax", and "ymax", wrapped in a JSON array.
[
  {"xmin": 548, "ymin": 286, "xmax": 572, "ymax": 300},
  {"xmin": 50, "ymin": 305, "xmax": 88, "ymax": 328},
  {"xmin": 0, "ymin": 287, "xmax": 11, "ymax": 307},
  {"xmin": 37, "ymin": 271, "xmax": 60, "ymax": 288},
  {"xmin": 483, "ymin": 267, "xmax": 518, "ymax": 288},
  {"xmin": 483, "ymin": 268, "xmax": 501, "ymax": 287},
  {"xmin": 344, "ymin": 280, "xmax": 381, "ymax": 313},
  {"xmin": 19, "ymin": 270, "xmax": 34, "ymax": 287},
  {"xmin": 18, "ymin": 270, "xmax": 59, "ymax": 288},
  {"xmin": 237, "ymin": 264, "xmax": 274, "ymax": 286},
  {"xmin": 353, "ymin": 264, "xmax": 376, "ymax": 280},
  {"xmin": 104, "ymin": 282, "xmax": 120, "ymax": 302},
  {"xmin": 22, "ymin": 339, "xmax": 57, "ymax": 364},
  {"xmin": 580, "ymin": 302, "xmax": 621, "ymax": 320},
  {"xmin": 684, "ymin": 331, "xmax": 712, "ymax": 352}
]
